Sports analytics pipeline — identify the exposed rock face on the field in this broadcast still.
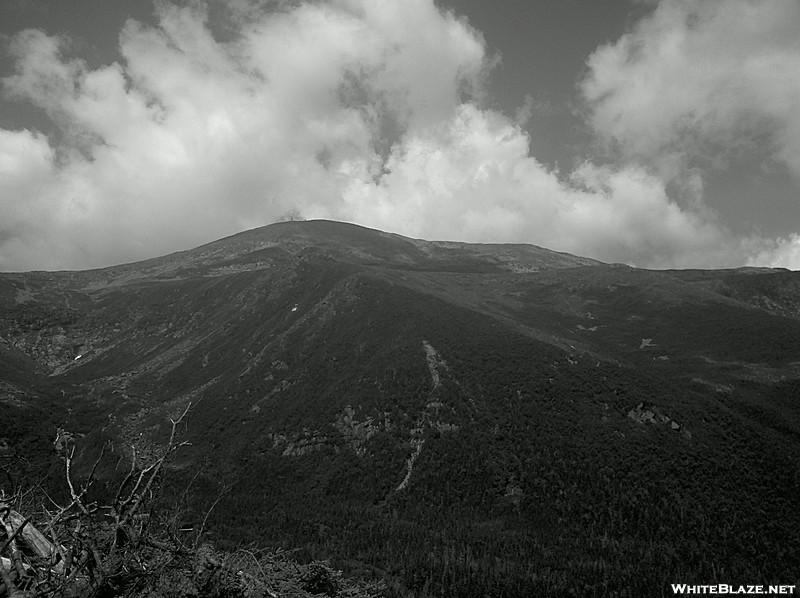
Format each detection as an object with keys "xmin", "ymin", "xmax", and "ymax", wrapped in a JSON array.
[
  {"xmin": 333, "ymin": 405, "xmax": 386, "ymax": 456},
  {"xmin": 275, "ymin": 430, "xmax": 331, "ymax": 457},
  {"xmin": 268, "ymin": 405, "xmax": 389, "ymax": 458},
  {"xmin": 627, "ymin": 403, "xmax": 691, "ymax": 439},
  {"xmin": 627, "ymin": 403, "xmax": 670, "ymax": 426}
]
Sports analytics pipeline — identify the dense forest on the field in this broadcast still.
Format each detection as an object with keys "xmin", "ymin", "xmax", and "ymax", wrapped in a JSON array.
[
  {"xmin": 155, "ymin": 282, "xmax": 800, "ymax": 596},
  {"xmin": 2, "ymin": 221, "xmax": 799, "ymax": 596}
]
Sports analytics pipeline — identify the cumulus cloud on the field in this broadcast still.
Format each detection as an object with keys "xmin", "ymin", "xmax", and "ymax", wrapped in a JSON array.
[
  {"xmin": 338, "ymin": 104, "xmax": 746, "ymax": 268},
  {"xmin": 747, "ymin": 235, "xmax": 800, "ymax": 270},
  {"xmin": 0, "ymin": 0, "xmax": 489, "ymax": 269},
  {"xmin": 579, "ymin": 0, "xmax": 800, "ymax": 269},
  {"xmin": 0, "ymin": 0, "xmax": 797, "ymax": 271},
  {"xmin": 582, "ymin": 0, "xmax": 800, "ymax": 178}
]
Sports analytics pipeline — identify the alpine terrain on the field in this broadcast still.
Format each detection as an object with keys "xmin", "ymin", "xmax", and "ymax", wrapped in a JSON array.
[{"xmin": 1, "ymin": 220, "xmax": 799, "ymax": 596}]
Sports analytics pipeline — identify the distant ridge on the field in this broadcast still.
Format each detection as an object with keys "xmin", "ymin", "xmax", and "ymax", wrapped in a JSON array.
[{"xmin": 188, "ymin": 218, "xmax": 602, "ymax": 271}]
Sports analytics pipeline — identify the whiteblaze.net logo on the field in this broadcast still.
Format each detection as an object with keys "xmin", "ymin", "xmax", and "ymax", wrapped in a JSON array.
[{"xmin": 671, "ymin": 585, "xmax": 796, "ymax": 595}]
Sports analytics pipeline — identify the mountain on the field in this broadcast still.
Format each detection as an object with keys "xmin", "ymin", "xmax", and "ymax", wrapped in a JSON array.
[{"xmin": 1, "ymin": 220, "xmax": 799, "ymax": 596}]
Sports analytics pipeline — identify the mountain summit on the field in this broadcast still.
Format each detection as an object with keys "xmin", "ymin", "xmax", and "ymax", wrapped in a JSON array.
[{"xmin": 1, "ymin": 220, "xmax": 799, "ymax": 596}]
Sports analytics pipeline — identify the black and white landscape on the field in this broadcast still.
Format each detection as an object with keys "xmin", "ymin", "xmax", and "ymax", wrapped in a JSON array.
[
  {"xmin": 3, "ymin": 0, "xmax": 800, "ymax": 595},
  {"xmin": 1, "ymin": 220, "xmax": 799, "ymax": 596}
]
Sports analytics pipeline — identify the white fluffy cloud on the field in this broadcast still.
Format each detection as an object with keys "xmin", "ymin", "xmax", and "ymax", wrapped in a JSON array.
[
  {"xmin": 580, "ymin": 0, "xmax": 800, "ymax": 268},
  {"xmin": 582, "ymin": 0, "xmax": 800, "ymax": 182},
  {"xmin": 0, "ymin": 0, "xmax": 797, "ymax": 270},
  {"xmin": 747, "ymin": 235, "xmax": 800, "ymax": 270},
  {"xmin": 339, "ymin": 104, "xmax": 744, "ymax": 268}
]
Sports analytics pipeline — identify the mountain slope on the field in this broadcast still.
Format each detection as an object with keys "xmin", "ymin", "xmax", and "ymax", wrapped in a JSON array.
[{"xmin": 1, "ymin": 220, "xmax": 799, "ymax": 596}]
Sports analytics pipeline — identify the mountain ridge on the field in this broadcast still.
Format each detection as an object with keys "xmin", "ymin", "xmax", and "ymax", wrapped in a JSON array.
[
  {"xmin": 7, "ymin": 219, "xmax": 601, "ymax": 291},
  {"xmin": 1, "ymin": 219, "xmax": 799, "ymax": 596}
]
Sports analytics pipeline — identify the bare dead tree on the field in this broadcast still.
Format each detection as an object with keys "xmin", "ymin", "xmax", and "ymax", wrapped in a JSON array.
[
  {"xmin": 0, "ymin": 401, "xmax": 385, "ymax": 598},
  {"xmin": 0, "ymin": 403, "xmax": 192, "ymax": 597}
]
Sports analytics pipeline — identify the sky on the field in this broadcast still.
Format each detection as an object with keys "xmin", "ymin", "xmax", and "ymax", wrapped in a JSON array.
[{"xmin": 1, "ymin": 0, "xmax": 800, "ymax": 272}]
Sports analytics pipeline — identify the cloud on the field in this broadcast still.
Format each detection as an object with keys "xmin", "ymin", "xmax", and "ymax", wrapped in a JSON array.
[
  {"xmin": 747, "ymin": 235, "xmax": 800, "ymax": 270},
  {"xmin": 0, "ymin": 0, "xmax": 492, "ymax": 269},
  {"xmin": 0, "ymin": 129, "xmax": 55, "ymax": 258},
  {"xmin": 338, "ymin": 103, "xmax": 746, "ymax": 268},
  {"xmin": 0, "ymin": 0, "xmax": 797, "ymax": 271},
  {"xmin": 581, "ymin": 0, "xmax": 800, "ymax": 180}
]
